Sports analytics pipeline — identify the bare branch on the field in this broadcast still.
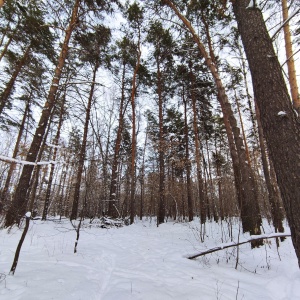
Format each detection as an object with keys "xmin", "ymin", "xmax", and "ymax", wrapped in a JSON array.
[{"xmin": 187, "ymin": 233, "xmax": 291, "ymax": 259}]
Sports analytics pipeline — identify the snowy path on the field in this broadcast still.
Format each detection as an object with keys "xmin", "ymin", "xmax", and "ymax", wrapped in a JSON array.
[{"xmin": 0, "ymin": 218, "xmax": 300, "ymax": 299}]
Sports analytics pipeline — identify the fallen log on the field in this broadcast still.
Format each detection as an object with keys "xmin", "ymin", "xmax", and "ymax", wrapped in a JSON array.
[{"xmin": 187, "ymin": 233, "xmax": 291, "ymax": 260}]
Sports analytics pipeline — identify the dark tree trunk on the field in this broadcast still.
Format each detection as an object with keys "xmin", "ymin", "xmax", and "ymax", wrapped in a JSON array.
[
  {"xmin": 129, "ymin": 39, "xmax": 141, "ymax": 225},
  {"xmin": 157, "ymin": 63, "xmax": 165, "ymax": 226},
  {"xmin": 9, "ymin": 214, "xmax": 31, "ymax": 275},
  {"xmin": 108, "ymin": 63, "xmax": 126, "ymax": 217},
  {"xmin": 4, "ymin": 0, "xmax": 80, "ymax": 227},
  {"xmin": 182, "ymin": 90, "xmax": 193, "ymax": 221},
  {"xmin": 139, "ymin": 127, "xmax": 148, "ymax": 220},
  {"xmin": 255, "ymin": 101, "xmax": 284, "ymax": 234},
  {"xmin": 234, "ymin": 91, "xmax": 251, "ymax": 165},
  {"xmin": 190, "ymin": 72, "xmax": 206, "ymax": 223},
  {"xmin": 232, "ymin": 0, "xmax": 300, "ymax": 265}
]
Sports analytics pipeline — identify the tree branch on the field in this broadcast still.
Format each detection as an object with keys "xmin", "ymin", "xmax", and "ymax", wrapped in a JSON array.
[{"xmin": 187, "ymin": 233, "xmax": 291, "ymax": 259}]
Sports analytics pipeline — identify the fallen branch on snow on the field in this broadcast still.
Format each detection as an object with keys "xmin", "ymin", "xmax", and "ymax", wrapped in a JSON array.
[{"xmin": 187, "ymin": 233, "xmax": 291, "ymax": 260}]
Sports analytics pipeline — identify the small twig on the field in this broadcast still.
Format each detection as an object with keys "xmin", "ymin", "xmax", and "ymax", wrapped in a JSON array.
[{"xmin": 236, "ymin": 281, "xmax": 240, "ymax": 300}]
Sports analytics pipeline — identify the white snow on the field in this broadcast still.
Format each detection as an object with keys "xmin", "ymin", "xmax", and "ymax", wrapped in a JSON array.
[
  {"xmin": 25, "ymin": 212, "xmax": 31, "ymax": 218},
  {"xmin": 246, "ymin": 0, "xmax": 254, "ymax": 9},
  {"xmin": 47, "ymin": 143, "xmax": 62, "ymax": 149},
  {"xmin": 0, "ymin": 155, "xmax": 36, "ymax": 166},
  {"xmin": 0, "ymin": 155, "xmax": 59, "ymax": 166},
  {"xmin": 277, "ymin": 111, "xmax": 287, "ymax": 116},
  {"xmin": 0, "ymin": 218, "xmax": 299, "ymax": 300}
]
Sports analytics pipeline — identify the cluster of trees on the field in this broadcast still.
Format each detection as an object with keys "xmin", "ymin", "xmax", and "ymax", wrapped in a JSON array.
[{"xmin": 0, "ymin": 0, "xmax": 300, "ymax": 265}]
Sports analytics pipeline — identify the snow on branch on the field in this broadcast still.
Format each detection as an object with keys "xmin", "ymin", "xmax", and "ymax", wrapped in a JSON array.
[
  {"xmin": 186, "ymin": 233, "xmax": 291, "ymax": 259},
  {"xmin": 46, "ymin": 143, "xmax": 63, "ymax": 149},
  {"xmin": 0, "ymin": 155, "xmax": 59, "ymax": 166}
]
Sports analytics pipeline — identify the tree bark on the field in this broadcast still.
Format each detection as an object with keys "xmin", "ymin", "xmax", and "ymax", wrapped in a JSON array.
[
  {"xmin": 4, "ymin": 0, "xmax": 80, "ymax": 227},
  {"xmin": 234, "ymin": 91, "xmax": 251, "ymax": 165},
  {"xmin": 190, "ymin": 72, "xmax": 206, "ymax": 223},
  {"xmin": 232, "ymin": 0, "xmax": 300, "ymax": 266},
  {"xmin": 255, "ymin": 101, "xmax": 284, "ymax": 234},
  {"xmin": 157, "ymin": 61, "xmax": 166, "ymax": 226},
  {"xmin": 182, "ymin": 89, "xmax": 193, "ymax": 221},
  {"xmin": 108, "ymin": 63, "xmax": 126, "ymax": 217},
  {"xmin": 129, "ymin": 35, "xmax": 141, "ymax": 225},
  {"xmin": 139, "ymin": 125, "xmax": 148, "ymax": 220}
]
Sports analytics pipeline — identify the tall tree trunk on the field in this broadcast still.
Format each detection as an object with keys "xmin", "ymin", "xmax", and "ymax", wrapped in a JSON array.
[
  {"xmin": 157, "ymin": 62, "xmax": 166, "ymax": 226},
  {"xmin": 58, "ymin": 158, "xmax": 69, "ymax": 218},
  {"xmin": 139, "ymin": 125, "xmax": 148, "ymax": 220},
  {"xmin": 108, "ymin": 63, "xmax": 126, "ymax": 217},
  {"xmin": 237, "ymin": 42, "xmax": 259, "ymax": 147},
  {"xmin": 4, "ymin": 0, "xmax": 80, "ymax": 227},
  {"xmin": 232, "ymin": 0, "xmax": 300, "ymax": 266},
  {"xmin": 129, "ymin": 39, "xmax": 141, "ymax": 224},
  {"xmin": 182, "ymin": 89, "xmax": 193, "ymax": 221},
  {"xmin": 0, "ymin": 44, "xmax": 31, "ymax": 116},
  {"xmin": 162, "ymin": 0, "xmax": 261, "ymax": 236},
  {"xmin": 255, "ymin": 101, "xmax": 284, "ymax": 233},
  {"xmin": 234, "ymin": 91, "xmax": 251, "ymax": 165},
  {"xmin": 190, "ymin": 72, "xmax": 206, "ymax": 224},
  {"xmin": 281, "ymin": 0, "xmax": 300, "ymax": 112},
  {"xmin": 70, "ymin": 62, "xmax": 98, "ymax": 220},
  {"xmin": 0, "ymin": 100, "xmax": 30, "ymax": 210}
]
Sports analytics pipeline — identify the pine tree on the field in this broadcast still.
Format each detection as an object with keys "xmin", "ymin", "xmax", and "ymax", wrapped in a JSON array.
[
  {"xmin": 232, "ymin": 0, "xmax": 300, "ymax": 266},
  {"xmin": 146, "ymin": 20, "xmax": 175, "ymax": 225}
]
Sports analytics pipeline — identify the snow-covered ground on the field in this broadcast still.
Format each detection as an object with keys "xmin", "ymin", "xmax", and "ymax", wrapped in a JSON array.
[{"xmin": 0, "ymin": 217, "xmax": 299, "ymax": 300}]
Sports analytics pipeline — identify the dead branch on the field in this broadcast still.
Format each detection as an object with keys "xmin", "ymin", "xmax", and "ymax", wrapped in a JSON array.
[{"xmin": 187, "ymin": 233, "xmax": 291, "ymax": 259}]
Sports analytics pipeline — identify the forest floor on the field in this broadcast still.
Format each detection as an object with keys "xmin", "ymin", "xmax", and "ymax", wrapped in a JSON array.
[{"xmin": 0, "ymin": 216, "xmax": 299, "ymax": 300}]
